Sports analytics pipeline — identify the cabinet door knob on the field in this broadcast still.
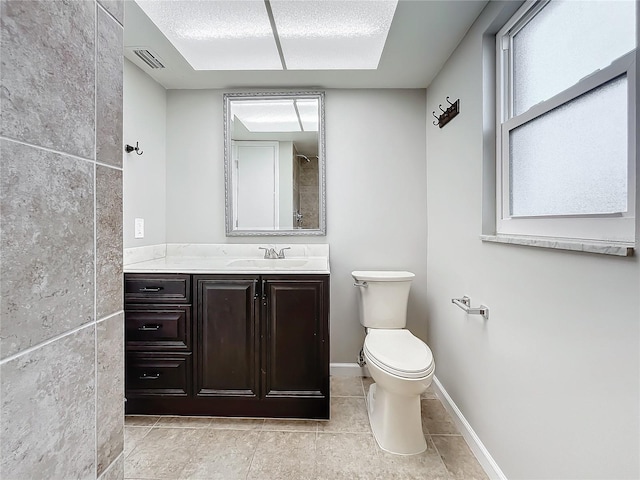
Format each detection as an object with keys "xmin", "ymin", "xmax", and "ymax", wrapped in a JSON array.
[{"xmin": 139, "ymin": 373, "xmax": 160, "ymax": 380}]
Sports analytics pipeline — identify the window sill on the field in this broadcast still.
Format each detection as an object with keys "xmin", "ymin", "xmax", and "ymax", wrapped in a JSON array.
[{"xmin": 480, "ymin": 234, "xmax": 634, "ymax": 257}]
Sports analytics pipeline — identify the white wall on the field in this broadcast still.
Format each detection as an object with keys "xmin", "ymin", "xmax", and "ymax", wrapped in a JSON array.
[
  {"xmin": 165, "ymin": 89, "xmax": 428, "ymax": 361},
  {"xmin": 123, "ymin": 59, "xmax": 167, "ymax": 248},
  {"xmin": 426, "ymin": 3, "xmax": 640, "ymax": 479}
]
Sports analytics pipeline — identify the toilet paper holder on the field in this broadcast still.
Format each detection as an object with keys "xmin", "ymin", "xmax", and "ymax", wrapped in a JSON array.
[{"xmin": 452, "ymin": 296, "xmax": 489, "ymax": 320}]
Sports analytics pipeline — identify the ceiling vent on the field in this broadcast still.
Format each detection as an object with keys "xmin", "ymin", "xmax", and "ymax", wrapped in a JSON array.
[{"xmin": 131, "ymin": 48, "xmax": 165, "ymax": 69}]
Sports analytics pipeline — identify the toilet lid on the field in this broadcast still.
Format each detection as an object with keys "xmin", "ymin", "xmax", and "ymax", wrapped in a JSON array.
[
  {"xmin": 351, "ymin": 271, "xmax": 415, "ymax": 282},
  {"xmin": 364, "ymin": 329, "xmax": 434, "ymax": 379}
]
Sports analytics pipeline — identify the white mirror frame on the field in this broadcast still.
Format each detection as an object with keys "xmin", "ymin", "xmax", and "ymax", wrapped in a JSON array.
[{"xmin": 224, "ymin": 91, "xmax": 326, "ymax": 236}]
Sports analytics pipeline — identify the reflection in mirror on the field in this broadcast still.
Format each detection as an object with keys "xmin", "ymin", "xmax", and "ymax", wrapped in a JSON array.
[{"xmin": 224, "ymin": 92, "xmax": 325, "ymax": 236}]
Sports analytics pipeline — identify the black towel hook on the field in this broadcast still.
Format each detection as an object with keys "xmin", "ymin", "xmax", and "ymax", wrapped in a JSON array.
[
  {"xmin": 432, "ymin": 96, "xmax": 460, "ymax": 129},
  {"xmin": 124, "ymin": 141, "xmax": 143, "ymax": 155}
]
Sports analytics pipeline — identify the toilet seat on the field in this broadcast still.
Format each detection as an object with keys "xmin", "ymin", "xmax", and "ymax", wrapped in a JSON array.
[{"xmin": 364, "ymin": 329, "xmax": 434, "ymax": 379}]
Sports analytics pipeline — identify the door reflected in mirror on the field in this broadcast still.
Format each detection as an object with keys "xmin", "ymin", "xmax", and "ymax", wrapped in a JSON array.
[{"xmin": 224, "ymin": 92, "xmax": 325, "ymax": 236}]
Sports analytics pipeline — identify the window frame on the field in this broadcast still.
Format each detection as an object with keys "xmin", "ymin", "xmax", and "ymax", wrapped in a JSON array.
[{"xmin": 495, "ymin": 0, "xmax": 637, "ymax": 244}]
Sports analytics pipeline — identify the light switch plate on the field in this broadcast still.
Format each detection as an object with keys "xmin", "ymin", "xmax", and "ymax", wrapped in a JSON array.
[{"xmin": 134, "ymin": 218, "xmax": 144, "ymax": 239}]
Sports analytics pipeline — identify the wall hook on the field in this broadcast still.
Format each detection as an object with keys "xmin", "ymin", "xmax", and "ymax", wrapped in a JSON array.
[
  {"xmin": 124, "ymin": 141, "xmax": 143, "ymax": 155},
  {"xmin": 432, "ymin": 111, "xmax": 439, "ymax": 125},
  {"xmin": 433, "ymin": 96, "xmax": 460, "ymax": 129}
]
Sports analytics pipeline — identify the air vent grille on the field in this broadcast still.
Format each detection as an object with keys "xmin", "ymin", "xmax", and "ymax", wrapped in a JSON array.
[{"xmin": 133, "ymin": 48, "xmax": 165, "ymax": 69}]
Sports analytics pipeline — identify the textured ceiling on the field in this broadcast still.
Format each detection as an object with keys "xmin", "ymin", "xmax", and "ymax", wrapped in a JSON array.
[{"xmin": 124, "ymin": 0, "xmax": 489, "ymax": 89}]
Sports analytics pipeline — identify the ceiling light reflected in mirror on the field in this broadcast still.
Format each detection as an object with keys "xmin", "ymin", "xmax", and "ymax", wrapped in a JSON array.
[
  {"xmin": 134, "ymin": 0, "xmax": 398, "ymax": 71},
  {"xmin": 296, "ymin": 99, "xmax": 319, "ymax": 131},
  {"xmin": 231, "ymin": 99, "xmax": 319, "ymax": 133},
  {"xmin": 232, "ymin": 100, "xmax": 300, "ymax": 132}
]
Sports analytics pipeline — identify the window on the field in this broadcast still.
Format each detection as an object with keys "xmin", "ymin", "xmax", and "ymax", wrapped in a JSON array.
[{"xmin": 495, "ymin": 0, "xmax": 637, "ymax": 244}]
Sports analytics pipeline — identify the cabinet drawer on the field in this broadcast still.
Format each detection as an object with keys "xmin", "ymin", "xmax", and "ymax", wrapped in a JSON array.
[
  {"xmin": 125, "ymin": 274, "xmax": 191, "ymax": 303},
  {"xmin": 126, "ymin": 353, "xmax": 191, "ymax": 396},
  {"xmin": 126, "ymin": 306, "xmax": 191, "ymax": 351}
]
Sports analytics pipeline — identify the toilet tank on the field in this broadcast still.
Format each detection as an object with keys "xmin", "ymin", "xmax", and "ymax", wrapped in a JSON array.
[{"xmin": 352, "ymin": 271, "xmax": 415, "ymax": 329}]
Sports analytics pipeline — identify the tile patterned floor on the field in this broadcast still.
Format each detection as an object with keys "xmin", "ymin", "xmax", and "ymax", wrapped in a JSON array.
[{"xmin": 124, "ymin": 377, "xmax": 488, "ymax": 480}]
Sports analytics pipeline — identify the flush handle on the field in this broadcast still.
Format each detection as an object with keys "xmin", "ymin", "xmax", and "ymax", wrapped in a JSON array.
[{"xmin": 353, "ymin": 281, "xmax": 368, "ymax": 288}]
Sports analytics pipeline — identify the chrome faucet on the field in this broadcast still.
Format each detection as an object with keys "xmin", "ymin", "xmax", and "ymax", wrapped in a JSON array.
[
  {"xmin": 259, "ymin": 246, "xmax": 291, "ymax": 259},
  {"xmin": 259, "ymin": 247, "xmax": 278, "ymax": 259}
]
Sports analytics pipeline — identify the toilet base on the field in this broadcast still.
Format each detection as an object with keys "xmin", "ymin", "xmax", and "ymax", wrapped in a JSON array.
[{"xmin": 366, "ymin": 383, "xmax": 427, "ymax": 455}]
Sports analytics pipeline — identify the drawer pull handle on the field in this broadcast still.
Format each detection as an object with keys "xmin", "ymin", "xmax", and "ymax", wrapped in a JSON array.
[
  {"xmin": 138, "ymin": 324, "xmax": 161, "ymax": 331},
  {"xmin": 139, "ymin": 287, "xmax": 163, "ymax": 292},
  {"xmin": 139, "ymin": 373, "xmax": 160, "ymax": 380}
]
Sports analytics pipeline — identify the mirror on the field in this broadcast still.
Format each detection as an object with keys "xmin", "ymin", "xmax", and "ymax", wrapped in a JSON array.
[{"xmin": 224, "ymin": 91, "xmax": 326, "ymax": 236}]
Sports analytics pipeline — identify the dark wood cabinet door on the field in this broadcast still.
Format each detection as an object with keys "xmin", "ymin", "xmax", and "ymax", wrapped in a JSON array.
[
  {"xmin": 263, "ymin": 276, "xmax": 329, "ymax": 400},
  {"xmin": 194, "ymin": 276, "xmax": 260, "ymax": 398}
]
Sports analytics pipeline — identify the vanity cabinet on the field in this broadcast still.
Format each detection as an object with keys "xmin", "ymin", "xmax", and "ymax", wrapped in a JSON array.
[{"xmin": 124, "ymin": 273, "xmax": 329, "ymax": 419}]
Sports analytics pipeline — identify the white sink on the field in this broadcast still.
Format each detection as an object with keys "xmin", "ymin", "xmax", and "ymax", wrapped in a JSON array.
[{"xmin": 226, "ymin": 258, "xmax": 310, "ymax": 268}]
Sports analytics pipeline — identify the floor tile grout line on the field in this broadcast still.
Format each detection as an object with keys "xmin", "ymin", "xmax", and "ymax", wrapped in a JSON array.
[
  {"xmin": 244, "ymin": 428, "xmax": 263, "ymax": 479},
  {"xmin": 178, "ymin": 428, "xmax": 207, "ymax": 480},
  {"xmin": 149, "ymin": 425, "xmax": 214, "ymax": 429},
  {"xmin": 312, "ymin": 422, "xmax": 319, "ymax": 479},
  {"xmin": 123, "ymin": 425, "xmax": 154, "ymax": 460},
  {"xmin": 428, "ymin": 432, "xmax": 453, "ymax": 480},
  {"xmin": 317, "ymin": 430, "xmax": 373, "ymax": 436},
  {"xmin": 311, "ymin": 429, "xmax": 323, "ymax": 479}
]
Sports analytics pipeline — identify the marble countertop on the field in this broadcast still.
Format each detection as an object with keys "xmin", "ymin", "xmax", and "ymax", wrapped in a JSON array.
[{"xmin": 123, "ymin": 243, "xmax": 330, "ymax": 274}]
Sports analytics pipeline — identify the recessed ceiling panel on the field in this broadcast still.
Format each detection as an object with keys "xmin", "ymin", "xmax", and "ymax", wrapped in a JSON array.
[
  {"xmin": 135, "ymin": 0, "xmax": 282, "ymax": 70},
  {"xmin": 232, "ymin": 100, "xmax": 301, "ymax": 132},
  {"xmin": 270, "ymin": 0, "xmax": 398, "ymax": 70}
]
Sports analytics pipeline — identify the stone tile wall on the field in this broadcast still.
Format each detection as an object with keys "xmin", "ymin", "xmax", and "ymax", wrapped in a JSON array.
[{"xmin": 0, "ymin": 1, "xmax": 124, "ymax": 478}]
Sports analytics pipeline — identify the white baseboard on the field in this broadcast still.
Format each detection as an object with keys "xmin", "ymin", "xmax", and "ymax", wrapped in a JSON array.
[
  {"xmin": 330, "ymin": 362, "xmax": 369, "ymax": 377},
  {"xmin": 432, "ymin": 376, "xmax": 507, "ymax": 480}
]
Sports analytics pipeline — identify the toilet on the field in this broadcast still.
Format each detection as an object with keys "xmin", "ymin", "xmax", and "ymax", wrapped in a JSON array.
[{"xmin": 352, "ymin": 270, "xmax": 435, "ymax": 455}]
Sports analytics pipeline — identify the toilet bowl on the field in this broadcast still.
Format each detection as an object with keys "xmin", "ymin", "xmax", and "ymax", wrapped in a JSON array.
[
  {"xmin": 364, "ymin": 329, "xmax": 434, "ymax": 455},
  {"xmin": 352, "ymin": 271, "xmax": 435, "ymax": 455}
]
